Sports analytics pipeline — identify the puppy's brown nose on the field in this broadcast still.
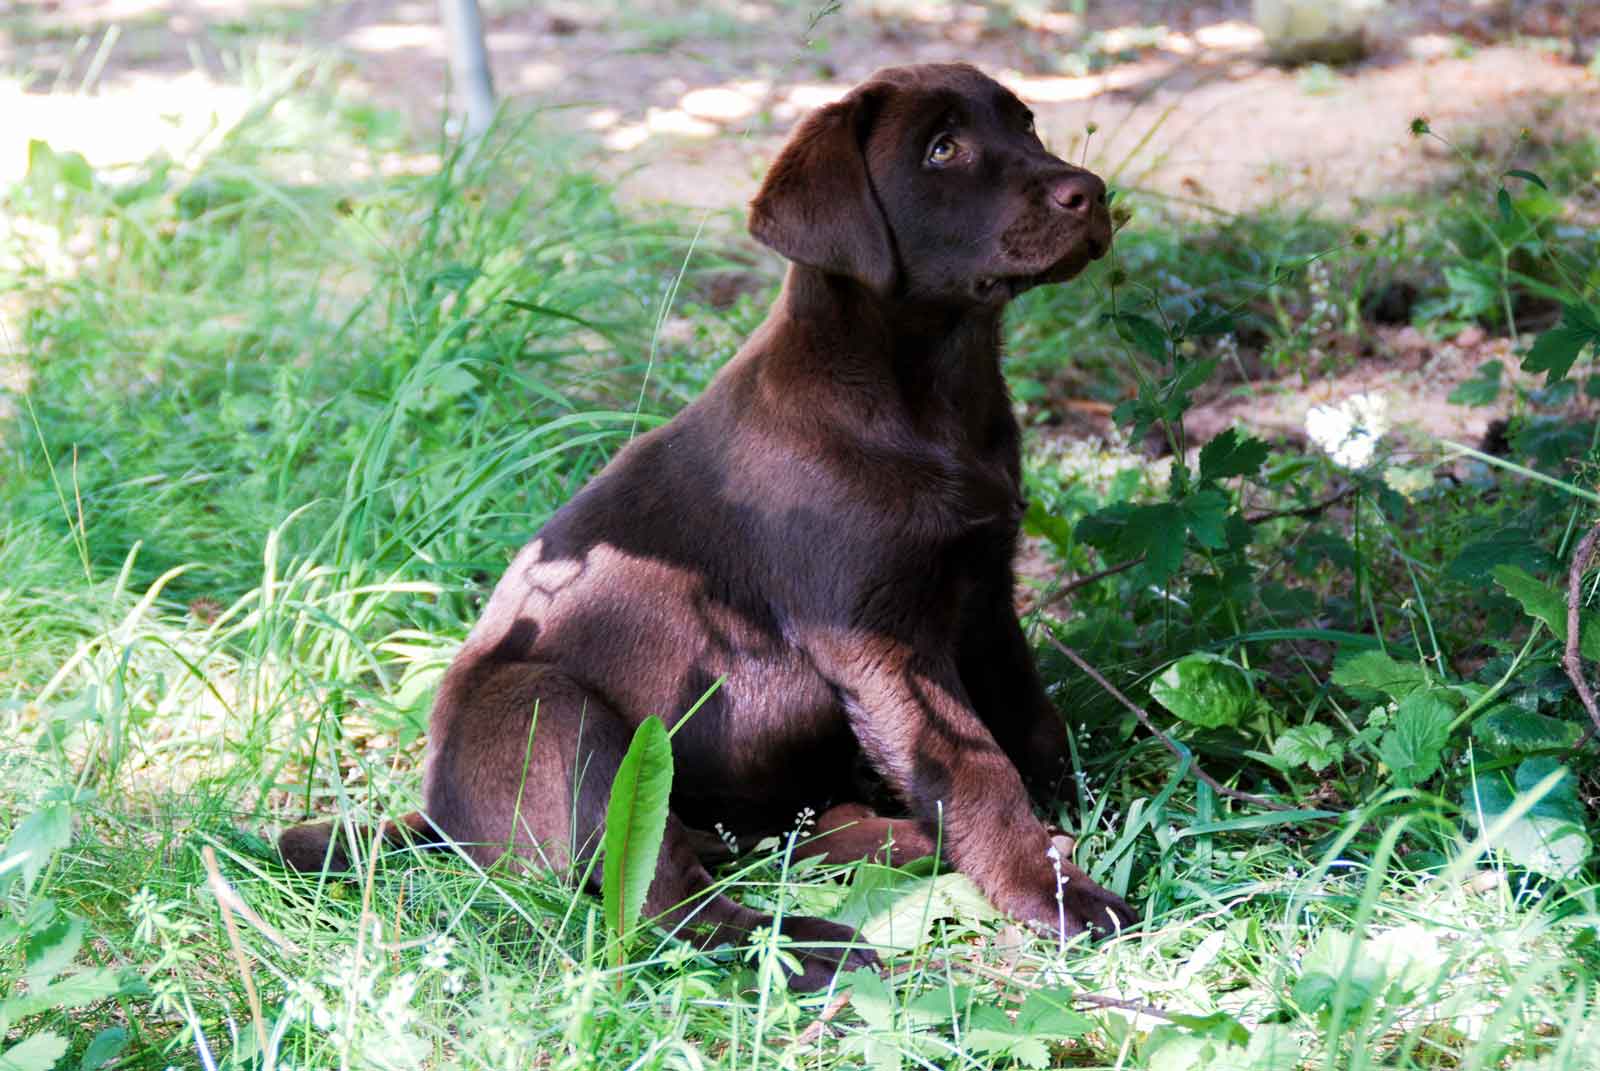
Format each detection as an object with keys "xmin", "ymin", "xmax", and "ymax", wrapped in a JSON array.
[{"xmin": 1051, "ymin": 172, "xmax": 1106, "ymax": 219}]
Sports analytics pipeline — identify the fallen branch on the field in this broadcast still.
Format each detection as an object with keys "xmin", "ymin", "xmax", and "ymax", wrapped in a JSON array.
[
  {"xmin": 1046, "ymin": 636, "xmax": 1293, "ymax": 812},
  {"xmin": 1563, "ymin": 520, "xmax": 1600, "ymax": 749}
]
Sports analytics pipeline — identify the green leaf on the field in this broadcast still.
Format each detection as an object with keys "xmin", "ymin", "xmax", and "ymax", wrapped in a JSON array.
[
  {"xmin": 1448, "ymin": 360, "xmax": 1503, "ymax": 407},
  {"xmin": 1183, "ymin": 304, "xmax": 1236, "ymax": 338},
  {"xmin": 1167, "ymin": 1011, "xmax": 1251, "ymax": 1046},
  {"xmin": 1292, "ymin": 927, "xmax": 1386, "ymax": 1015},
  {"xmin": 1522, "ymin": 304, "xmax": 1600, "ymax": 384},
  {"xmin": 0, "ymin": 969, "xmax": 126, "ymax": 1025},
  {"xmin": 1271, "ymin": 724, "xmax": 1343, "ymax": 770},
  {"xmin": 1016, "ymin": 987, "xmax": 1095, "ymax": 1038},
  {"xmin": 23, "ymin": 916, "xmax": 83, "ymax": 985},
  {"xmin": 1330, "ymin": 651, "xmax": 1430, "ymax": 700},
  {"xmin": 0, "ymin": 804, "xmax": 72, "ymax": 895},
  {"xmin": 1496, "ymin": 186, "xmax": 1512, "ymax": 224},
  {"xmin": 1180, "ymin": 489, "xmax": 1231, "ymax": 549},
  {"xmin": 77, "ymin": 1029, "xmax": 127, "ymax": 1071},
  {"xmin": 842, "ymin": 967, "xmax": 896, "ymax": 1031},
  {"xmin": 1150, "ymin": 654, "xmax": 1265, "ymax": 729},
  {"xmin": 1504, "ymin": 168, "xmax": 1548, "ymax": 190},
  {"xmin": 1471, "ymin": 706, "xmax": 1583, "ymax": 754},
  {"xmin": 833, "ymin": 867, "xmax": 995, "ymax": 950},
  {"xmin": 1492, "ymin": 564, "xmax": 1600, "ymax": 659},
  {"xmin": 1445, "ymin": 529, "xmax": 1556, "ymax": 582},
  {"xmin": 601, "ymin": 716, "xmax": 674, "ymax": 944},
  {"xmin": 1199, "ymin": 428, "xmax": 1270, "ymax": 483},
  {"xmin": 1523, "ymin": 325, "xmax": 1593, "ymax": 383},
  {"xmin": 1377, "ymin": 691, "xmax": 1455, "ymax": 787},
  {"xmin": 1113, "ymin": 313, "xmax": 1168, "ymax": 362},
  {"xmin": 1463, "ymin": 758, "xmax": 1591, "ymax": 877},
  {"xmin": 1442, "ymin": 262, "xmax": 1500, "ymax": 318},
  {"xmin": 0, "ymin": 1034, "xmax": 69, "ymax": 1071},
  {"xmin": 1076, "ymin": 501, "xmax": 1187, "ymax": 581},
  {"xmin": 1022, "ymin": 499, "xmax": 1075, "ymax": 557}
]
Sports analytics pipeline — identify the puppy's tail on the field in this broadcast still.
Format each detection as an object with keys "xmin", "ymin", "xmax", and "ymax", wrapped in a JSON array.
[{"xmin": 278, "ymin": 811, "xmax": 436, "ymax": 874}]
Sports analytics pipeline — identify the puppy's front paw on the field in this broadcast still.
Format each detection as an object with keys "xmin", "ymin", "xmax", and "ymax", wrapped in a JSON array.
[
  {"xmin": 1054, "ymin": 860, "xmax": 1137, "ymax": 938},
  {"xmin": 778, "ymin": 915, "xmax": 879, "ymax": 992}
]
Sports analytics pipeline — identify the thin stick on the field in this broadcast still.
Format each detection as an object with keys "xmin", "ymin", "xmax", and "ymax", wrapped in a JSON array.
[
  {"xmin": 1046, "ymin": 636, "xmax": 1293, "ymax": 812},
  {"xmin": 891, "ymin": 956, "xmax": 1176, "ymax": 1020},
  {"xmin": 1563, "ymin": 521, "xmax": 1600, "ymax": 747},
  {"xmin": 202, "ymin": 847, "xmax": 270, "ymax": 1060}
]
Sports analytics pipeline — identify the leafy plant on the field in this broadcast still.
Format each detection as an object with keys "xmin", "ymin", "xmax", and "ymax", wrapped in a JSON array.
[{"xmin": 601, "ymin": 716, "xmax": 674, "ymax": 968}]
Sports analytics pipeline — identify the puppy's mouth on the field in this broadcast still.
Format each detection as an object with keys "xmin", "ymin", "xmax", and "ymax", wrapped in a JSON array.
[{"xmin": 974, "ymin": 232, "xmax": 1109, "ymax": 302}]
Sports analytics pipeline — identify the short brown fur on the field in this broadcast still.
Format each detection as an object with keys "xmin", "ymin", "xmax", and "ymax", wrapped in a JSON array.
[{"xmin": 279, "ymin": 62, "xmax": 1136, "ymax": 992}]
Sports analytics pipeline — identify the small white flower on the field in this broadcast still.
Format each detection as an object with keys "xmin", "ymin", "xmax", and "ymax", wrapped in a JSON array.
[{"xmin": 1305, "ymin": 392, "xmax": 1388, "ymax": 469}]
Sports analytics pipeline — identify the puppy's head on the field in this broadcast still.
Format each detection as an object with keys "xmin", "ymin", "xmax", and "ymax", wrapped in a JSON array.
[{"xmin": 749, "ymin": 63, "xmax": 1112, "ymax": 306}]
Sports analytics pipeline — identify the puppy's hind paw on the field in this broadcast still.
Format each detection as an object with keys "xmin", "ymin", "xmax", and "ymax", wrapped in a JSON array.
[{"xmin": 777, "ymin": 915, "xmax": 880, "ymax": 993}]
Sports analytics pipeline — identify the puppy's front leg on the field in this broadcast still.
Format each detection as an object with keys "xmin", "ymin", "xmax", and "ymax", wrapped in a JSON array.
[{"xmin": 806, "ymin": 633, "xmax": 1134, "ymax": 937}]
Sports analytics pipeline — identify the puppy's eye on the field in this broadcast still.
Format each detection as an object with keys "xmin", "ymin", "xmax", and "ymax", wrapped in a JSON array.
[{"xmin": 926, "ymin": 134, "xmax": 958, "ymax": 167}]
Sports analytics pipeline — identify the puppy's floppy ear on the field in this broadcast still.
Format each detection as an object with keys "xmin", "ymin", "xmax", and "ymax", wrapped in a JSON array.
[{"xmin": 748, "ymin": 87, "xmax": 896, "ymax": 295}]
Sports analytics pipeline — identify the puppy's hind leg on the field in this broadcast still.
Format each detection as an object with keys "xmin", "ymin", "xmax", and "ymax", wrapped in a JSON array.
[{"xmin": 425, "ymin": 660, "xmax": 878, "ymax": 992}]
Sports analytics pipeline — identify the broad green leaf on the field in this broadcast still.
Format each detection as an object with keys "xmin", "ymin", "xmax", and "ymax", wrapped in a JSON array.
[
  {"xmin": 1016, "ymin": 987, "xmax": 1094, "ymax": 1038},
  {"xmin": 0, "ymin": 804, "xmax": 72, "ymax": 895},
  {"xmin": 1492, "ymin": 564, "xmax": 1600, "ymax": 660},
  {"xmin": 1445, "ymin": 529, "xmax": 1557, "ymax": 582},
  {"xmin": 1270, "ymin": 724, "xmax": 1342, "ymax": 770},
  {"xmin": 1447, "ymin": 360, "xmax": 1503, "ymax": 407},
  {"xmin": 1292, "ymin": 927, "xmax": 1386, "ymax": 1015},
  {"xmin": 1463, "ymin": 758, "xmax": 1591, "ymax": 877},
  {"xmin": 0, "ymin": 1033, "xmax": 68, "ymax": 1071},
  {"xmin": 1199, "ymin": 428, "xmax": 1270, "ymax": 483},
  {"xmin": 1330, "ymin": 651, "xmax": 1430, "ymax": 700},
  {"xmin": 1443, "ymin": 262, "xmax": 1500, "ymax": 318},
  {"xmin": 1022, "ymin": 499, "xmax": 1074, "ymax": 557},
  {"xmin": 1377, "ymin": 692, "xmax": 1454, "ymax": 787},
  {"xmin": 1076, "ymin": 501, "xmax": 1187, "ymax": 581},
  {"xmin": 1181, "ymin": 490, "xmax": 1231, "ymax": 549},
  {"xmin": 842, "ymin": 967, "xmax": 896, "ymax": 1031},
  {"xmin": 903, "ymin": 982, "xmax": 974, "ymax": 1027},
  {"xmin": 1495, "ymin": 186, "xmax": 1512, "ymax": 224},
  {"xmin": 834, "ymin": 867, "xmax": 994, "ymax": 950},
  {"xmin": 1471, "ymin": 706, "xmax": 1582, "ymax": 754},
  {"xmin": 78, "ymin": 1029, "xmax": 128, "ymax": 1071},
  {"xmin": 1150, "ymin": 654, "xmax": 1265, "ymax": 729},
  {"xmin": 1113, "ymin": 313, "xmax": 1168, "ymax": 362},
  {"xmin": 1522, "ymin": 304, "xmax": 1600, "ymax": 384},
  {"xmin": 0, "ymin": 968, "xmax": 125, "ymax": 1025},
  {"xmin": 601, "ymin": 716, "xmax": 674, "ymax": 944},
  {"xmin": 23, "ymin": 916, "xmax": 83, "ymax": 985}
]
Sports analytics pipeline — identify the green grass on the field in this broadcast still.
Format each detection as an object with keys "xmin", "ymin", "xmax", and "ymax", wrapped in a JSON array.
[{"xmin": 3, "ymin": 40, "xmax": 1600, "ymax": 1071}]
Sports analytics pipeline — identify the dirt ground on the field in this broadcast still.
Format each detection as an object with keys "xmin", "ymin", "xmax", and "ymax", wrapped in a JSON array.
[{"xmin": 3, "ymin": 0, "xmax": 1597, "ymax": 452}]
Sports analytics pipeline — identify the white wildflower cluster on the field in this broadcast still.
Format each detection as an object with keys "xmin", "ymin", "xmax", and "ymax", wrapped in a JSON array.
[
  {"xmin": 1305, "ymin": 392, "xmax": 1388, "ymax": 469},
  {"xmin": 1300, "ymin": 259, "xmax": 1340, "ymax": 363},
  {"xmin": 1038, "ymin": 432, "xmax": 1167, "ymax": 497},
  {"xmin": 280, "ymin": 924, "xmax": 466, "ymax": 1069}
]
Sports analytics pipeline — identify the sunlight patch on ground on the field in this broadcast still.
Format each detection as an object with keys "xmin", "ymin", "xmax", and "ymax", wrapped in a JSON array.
[{"xmin": 0, "ymin": 71, "xmax": 252, "ymax": 184}]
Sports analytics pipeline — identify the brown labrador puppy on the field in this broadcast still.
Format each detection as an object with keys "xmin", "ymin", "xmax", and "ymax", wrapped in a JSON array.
[{"xmin": 280, "ymin": 62, "xmax": 1136, "ymax": 991}]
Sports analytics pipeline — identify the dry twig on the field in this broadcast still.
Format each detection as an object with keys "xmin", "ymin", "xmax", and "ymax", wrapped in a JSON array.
[{"xmin": 1563, "ymin": 520, "xmax": 1600, "ymax": 748}]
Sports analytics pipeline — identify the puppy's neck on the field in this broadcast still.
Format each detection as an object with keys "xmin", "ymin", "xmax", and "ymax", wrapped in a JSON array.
[{"xmin": 774, "ymin": 265, "xmax": 1010, "ymax": 430}]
